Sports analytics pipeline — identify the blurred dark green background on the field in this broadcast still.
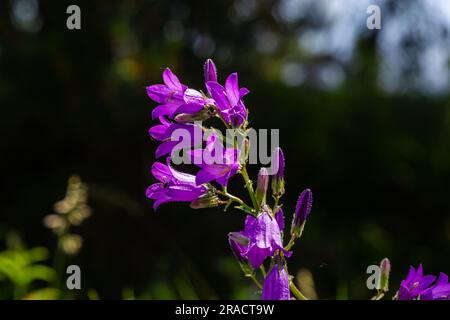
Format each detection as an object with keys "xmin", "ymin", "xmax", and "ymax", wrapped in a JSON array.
[{"xmin": 1, "ymin": 0, "xmax": 450, "ymax": 299}]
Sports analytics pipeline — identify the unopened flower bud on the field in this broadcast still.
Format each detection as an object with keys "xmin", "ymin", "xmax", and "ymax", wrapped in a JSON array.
[
  {"xmin": 190, "ymin": 195, "xmax": 220, "ymax": 209},
  {"xmin": 378, "ymin": 258, "xmax": 391, "ymax": 292},
  {"xmin": 291, "ymin": 189, "xmax": 313, "ymax": 236},
  {"xmin": 275, "ymin": 206, "xmax": 284, "ymax": 232},
  {"xmin": 271, "ymin": 147, "xmax": 285, "ymax": 197},
  {"xmin": 255, "ymin": 168, "xmax": 269, "ymax": 207},
  {"xmin": 204, "ymin": 59, "xmax": 217, "ymax": 82}
]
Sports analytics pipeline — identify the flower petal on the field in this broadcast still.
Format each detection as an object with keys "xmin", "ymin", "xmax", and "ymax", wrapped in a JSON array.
[
  {"xmin": 195, "ymin": 164, "xmax": 230, "ymax": 185},
  {"xmin": 151, "ymin": 162, "xmax": 172, "ymax": 183},
  {"xmin": 206, "ymin": 81, "xmax": 230, "ymax": 112},
  {"xmin": 174, "ymin": 103, "xmax": 204, "ymax": 115},
  {"xmin": 166, "ymin": 158, "xmax": 197, "ymax": 184},
  {"xmin": 149, "ymin": 123, "xmax": 170, "ymax": 141},
  {"xmin": 163, "ymin": 68, "xmax": 183, "ymax": 91},
  {"xmin": 152, "ymin": 104, "xmax": 180, "ymax": 120},
  {"xmin": 183, "ymin": 89, "xmax": 206, "ymax": 106},
  {"xmin": 155, "ymin": 140, "xmax": 179, "ymax": 158},
  {"xmin": 145, "ymin": 183, "xmax": 165, "ymax": 199},
  {"xmin": 225, "ymin": 73, "xmax": 240, "ymax": 107},
  {"xmin": 167, "ymin": 184, "xmax": 205, "ymax": 201},
  {"xmin": 146, "ymin": 84, "xmax": 172, "ymax": 104},
  {"xmin": 262, "ymin": 265, "xmax": 291, "ymax": 300},
  {"xmin": 239, "ymin": 87, "xmax": 250, "ymax": 98},
  {"xmin": 153, "ymin": 196, "xmax": 172, "ymax": 210}
]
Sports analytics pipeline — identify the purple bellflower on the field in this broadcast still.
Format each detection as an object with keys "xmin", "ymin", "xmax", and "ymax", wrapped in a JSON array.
[
  {"xmin": 397, "ymin": 265, "xmax": 450, "ymax": 300},
  {"xmin": 146, "ymin": 158, "xmax": 207, "ymax": 210},
  {"xmin": 190, "ymin": 133, "xmax": 239, "ymax": 186},
  {"xmin": 262, "ymin": 263, "xmax": 291, "ymax": 300},
  {"xmin": 231, "ymin": 209, "xmax": 291, "ymax": 269},
  {"xmin": 173, "ymin": 59, "xmax": 218, "ymax": 121},
  {"xmin": 147, "ymin": 68, "xmax": 188, "ymax": 120},
  {"xmin": 206, "ymin": 73, "xmax": 249, "ymax": 128},
  {"xmin": 149, "ymin": 116, "xmax": 201, "ymax": 158}
]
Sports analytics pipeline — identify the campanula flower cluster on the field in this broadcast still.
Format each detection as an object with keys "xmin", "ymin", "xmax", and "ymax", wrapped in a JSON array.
[
  {"xmin": 396, "ymin": 265, "xmax": 450, "ymax": 300},
  {"xmin": 145, "ymin": 60, "xmax": 449, "ymax": 300}
]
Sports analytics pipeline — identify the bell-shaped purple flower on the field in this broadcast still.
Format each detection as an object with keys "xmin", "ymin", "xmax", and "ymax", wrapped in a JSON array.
[
  {"xmin": 233, "ymin": 209, "xmax": 291, "ymax": 269},
  {"xmin": 172, "ymin": 90, "xmax": 215, "ymax": 123},
  {"xmin": 149, "ymin": 117, "xmax": 202, "ymax": 158},
  {"xmin": 171, "ymin": 59, "xmax": 217, "ymax": 121},
  {"xmin": 146, "ymin": 158, "xmax": 207, "ymax": 210},
  {"xmin": 291, "ymin": 188, "xmax": 313, "ymax": 235},
  {"xmin": 206, "ymin": 73, "xmax": 249, "ymax": 128},
  {"xmin": 147, "ymin": 68, "xmax": 188, "ymax": 120},
  {"xmin": 190, "ymin": 133, "xmax": 239, "ymax": 186},
  {"xmin": 397, "ymin": 265, "xmax": 450, "ymax": 300},
  {"xmin": 262, "ymin": 263, "xmax": 291, "ymax": 300}
]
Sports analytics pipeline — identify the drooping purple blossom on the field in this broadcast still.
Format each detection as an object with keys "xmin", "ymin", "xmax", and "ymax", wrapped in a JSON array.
[
  {"xmin": 190, "ymin": 133, "xmax": 239, "ymax": 186},
  {"xmin": 146, "ymin": 158, "xmax": 207, "ymax": 210},
  {"xmin": 147, "ymin": 68, "xmax": 188, "ymax": 120},
  {"xmin": 262, "ymin": 263, "xmax": 291, "ymax": 300},
  {"xmin": 397, "ymin": 265, "xmax": 450, "ymax": 300},
  {"xmin": 231, "ymin": 209, "xmax": 291, "ymax": 269},
  {"xmin": 149, "ymin": 116, "xmax": 201, "ymax": 158},
  {"xmin": 206, "ymin": 73, "xmax": 249, "ymax": 128},
  {"xmin": 291, "ymin": 188, "xmax": 313, "ymax": 234},
  {"xmin": 172, "ymin": 59, "xmax": 217, "ymax": 121}
]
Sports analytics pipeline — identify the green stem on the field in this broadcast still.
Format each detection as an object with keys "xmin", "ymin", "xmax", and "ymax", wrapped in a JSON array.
[
  {"xmin": 284, "ymin": 236, "xmax": 296, "ymax": 251},
  {"xmin": 240, "ymin": 166, "xmax": 258, "ymax": 210},
  {"xmin": 272, "ymin": 196, "xmax": 280, "ymax": 217},
  {"xmin": 260, "ymin": 265, "xmax": 267, "ymax": 278},
  {"xmin": 217, "ymin": 189, "xmax": 254, "ymax": 214},
  {"xmin": 290, "ymin": 281, "xmax": 308, "ymax": 300},
  {"xmin": 284, "ymin": 225, "xmax": 304, "ymax": 251}
]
